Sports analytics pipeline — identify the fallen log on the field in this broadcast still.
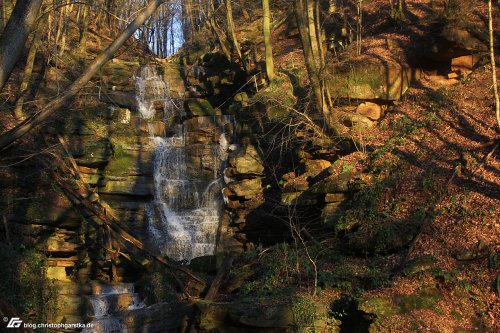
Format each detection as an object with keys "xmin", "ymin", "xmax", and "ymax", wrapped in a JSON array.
[{"xmin": 204, "ymin": 254, "xmax": 235, "ymax": 301}]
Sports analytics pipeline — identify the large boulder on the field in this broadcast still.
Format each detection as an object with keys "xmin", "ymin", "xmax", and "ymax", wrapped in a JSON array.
[
  {"xmin": 229, "ymin": 144, "xmax": 265, "ymax": 175},
  {"xmin": 420, "ymin": 21, "xmax": 487, "ymax": 65},
  {"xmin": 227, "ymin": 178, "xmax": 263, "ymax": 199},
  {"xmin": 356, "ymin": 102, "xmax": 382, "ymax": 120},
  {"xmin": 327, "ymin": 58, "xmax": 420, "ymax": 101}
]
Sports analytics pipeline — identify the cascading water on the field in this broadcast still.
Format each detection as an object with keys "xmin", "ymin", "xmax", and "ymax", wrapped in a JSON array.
[
  {"xmin": 136, "ymin": 65, "xmax": 225, "ymax": 262},
  {"xmin": 82, "ymin": 283, "xmax": 144, "ymax": 333}
]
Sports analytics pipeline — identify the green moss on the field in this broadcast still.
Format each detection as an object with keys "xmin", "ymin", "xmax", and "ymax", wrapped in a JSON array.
[
  {"xmin": 184, "ymin": 98, "xmax": 216, "ymax": 116},
  {"xmin": 292, "ymin": 296, "xmax": 317, "ymax": 329},
  {"xmin": 105, "ymin": 154, "xmax": 136, "ymax": 176},
  {"xmin": 250, "ymin": 74, "xmax": 297, "ymax": 122},
  {"xmin": 360, "ymin": 288, "xmax": 442, "ymax": 319},
  {"xmin": 0, "ymin": 246, "xmax": 59, "ymax": 331},
  {"xmin": 26, "ymin": 201, "xmax": 44, "ymax": 222}
]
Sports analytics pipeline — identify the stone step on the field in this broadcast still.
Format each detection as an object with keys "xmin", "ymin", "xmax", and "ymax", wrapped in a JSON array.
[{"xmin": 55, "ymin": 281, "xmax": 135, "ymax": 296}]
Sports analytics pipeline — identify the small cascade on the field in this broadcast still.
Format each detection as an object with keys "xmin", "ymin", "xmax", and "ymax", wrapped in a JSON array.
[
  {"xmin": 82, "ymin": 283, "xmax": 145, "ymax": 333},
  {"xmin": 136, "ymin": 65, "xmax": 227, "ymax": 262}
]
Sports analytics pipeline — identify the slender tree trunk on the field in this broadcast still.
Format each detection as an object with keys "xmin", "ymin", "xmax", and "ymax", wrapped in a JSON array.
[
  {"xmin": 225, "ymin": 0, "xmax": 243, "ymax": 66},
  {"xmin": 0, "ymin": 0, "xmax": 43, "ymax": 93},
  {"xmin": 488, "ymin": 0, "xmax": 500, "ymax": 129},
  {"xmin": 313, "ymin": 0, "xmax": 332, "ymax": 109},
  {"xmin": 0, "ymin": 0, "xmax": 5, "ymax": 31},
  {"xmin": 262, "ymin": 0, "xmax": 274, "ymax": 80},
  {"xmin": 0, "ymin": 0, "xmax": 166, "ymax": 152},
  {"xmin": 209, "ymin": 17, "xmax": 232, "ymax": 61},
  {"xmin": 306, "ymin": 0, "xmax": 320, "ymax": 69},
  {"xmin": 357, "ymin": 0, "xmax": 363, "ymax": 55},
  {"xmin": 13, "ymin": 13, "xmax": 46, "ymax": 120},
  {"xmin": 78, "ymin": 4, "xmax": 89, "ymax": 54},
  {"xmin": 295, "ymin": 0, "xmax": 328, "ymax": 116}
]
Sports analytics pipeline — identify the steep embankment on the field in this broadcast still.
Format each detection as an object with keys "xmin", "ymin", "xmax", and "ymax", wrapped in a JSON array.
[{"xmin": 173, "ymin": 1, "xmax": 499, "ymax": 332}]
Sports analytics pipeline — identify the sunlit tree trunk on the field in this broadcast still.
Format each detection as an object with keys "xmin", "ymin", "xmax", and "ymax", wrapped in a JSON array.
[
  {"xmin": 225, "ymin": 0, "xmax": 243, "ymax": 66},
  {"xmin": 295, "ymin": 0, "xmax": 328, "ymax": 114},
  {"xmin": 295, "ymin": 0, "xmax": 329, "ymax": 116},
  {"xmin": 262, "ymin": 0, "xmax": 274, "ymax": 80},
  {"xmin": 78, "ymin": 4, "xmax": 90, "ymax": 54},
  {"xmin": 488, "ymin": 0, "xmax": 500, "ymax": 129},
  {"xmin": 357, "ymin": 0, "xmax": 363, "ymax": 55}
]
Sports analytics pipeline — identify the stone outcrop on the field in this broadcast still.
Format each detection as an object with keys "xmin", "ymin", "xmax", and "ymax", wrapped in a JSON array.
[
  {"xmin": 327, "ymin": 57, "xmax": 421, "ymax": 101},
  {"xmin": 356, "ymin": 102, "xmax": 383, "ymax": 120},
  {"xmin": 194, "ymin": 299, "xmax": 334, "ymax": 332}
]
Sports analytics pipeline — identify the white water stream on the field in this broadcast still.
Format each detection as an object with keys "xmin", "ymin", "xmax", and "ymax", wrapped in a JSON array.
[
  {"xmin": 82, "ymin": 283, "xmax": 144, "ymax": 333},
  {"xmin": 136, "ymin": 65, "xmax": 225, "ymax": 262}
]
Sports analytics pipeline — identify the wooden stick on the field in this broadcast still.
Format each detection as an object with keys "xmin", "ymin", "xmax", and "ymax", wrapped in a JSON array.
[{"xmin": 204, "ymin": 254, "xmax": 235, "ymax": 301}]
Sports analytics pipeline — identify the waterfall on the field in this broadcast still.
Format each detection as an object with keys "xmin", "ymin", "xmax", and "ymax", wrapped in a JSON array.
[
  {"xmin": 82, "ymin": 283, "xmax": 144, "ymax": 333},
  {"xmin": 136, "ymin": 65, "xmax": 225, "ymax": 262}
]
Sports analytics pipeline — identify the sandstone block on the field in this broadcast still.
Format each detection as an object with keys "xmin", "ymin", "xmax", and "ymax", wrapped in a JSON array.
[{"xmin": 356, "ymin": 102, "xmax": 382, "ymax": 120}]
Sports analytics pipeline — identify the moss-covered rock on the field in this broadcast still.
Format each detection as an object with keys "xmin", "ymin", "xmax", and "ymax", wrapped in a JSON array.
[
  {"xmin": 161, "ymin": 61, "xmax": 186, "ymax": 98},
  {"xmin": 251, "ymin": 74, "xmax": 296, "ymax": 121},
  {"xmin": 359, "ymin": 288, "xmax": 442, "ymax": 333},
  {"xmin": 104, "ymin": 151, "xmax": 153, "ymax": 177},
  {"xmin": 229, "ymin": 144, "xmax": 265, "ymax": 175},
  {"xmin": 311, "ymin": 171, "xmax": 352, "ymax": 193},
  {"xmin": 100, "ymin": 176, "xmax": 154, "ymax": 196},
  {"xmin": 184, "ymin": 98, "xmax": 217, "ymax": 117},
  {"xmin": 281, "ymin": 191, "xmax": 319, "ymax": 206},
  {"xmin": 195, "ymin": 301, "xmax": 229, "ymax": 330},
  {"xmin": 327, "ymin": 59, "xmax": 419, "ymax": 101},
  {"xmin": 403, "ymin": 255, "xmax": 438, "ymax": 276}
]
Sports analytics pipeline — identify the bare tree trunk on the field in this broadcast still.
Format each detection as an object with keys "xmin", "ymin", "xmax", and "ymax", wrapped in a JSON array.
[
  {"xmin": 13, "ymin": 13, "xmax": 46, "ymax": 120},
  {"xmin": 0, "ymin": 0, "xmax": 43, "ymax": 93},
  {"xmin": 262, "ymin": 0, "xmax": 274, "ymax": 80},
  {"xmin": 0, "ymin": 0, "xmax": 166, "ymax": 152},
  {"xmin": 78, "ymin": 4, "xmax": 90, "ymax": 54},
  {"xmin": 209, "ymin": 17, "xmax": 232, "ymax": 61},
  {"xmin": 225, "ymin": 0, "xmax": 243, "ymax": 66},
  {"xmin": 0, "ymin": 0, "xmax": 5, "ymax": 31},
  {"xmin": 295, "ymin": 0, "xmax": 328, "ymax": 116},
  {"xmin": 488, "ymin": 0, "xmax": 500, "ymax": 129},
  {"xmin": 357, "ymin": 0, "xmax": 363, "ymax": 55}
]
